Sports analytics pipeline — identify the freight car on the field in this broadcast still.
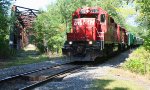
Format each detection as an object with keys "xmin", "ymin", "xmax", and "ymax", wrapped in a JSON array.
[
  {"xmin": 127, "ymin": 33, "xmax": 134, "ymax": 48},
  {"xmin": 62, "ymin": 7, "xmax": 143, "ymax": 61},
  {"xmin": 134, "ymin": 37, "xmax": 144, "ymax": 46}
]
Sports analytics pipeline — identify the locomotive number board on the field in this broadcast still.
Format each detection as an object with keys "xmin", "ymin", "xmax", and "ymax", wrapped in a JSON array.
[{"xmin": 80, "ymin": 9, "xmax": 99, "ymax": 14}]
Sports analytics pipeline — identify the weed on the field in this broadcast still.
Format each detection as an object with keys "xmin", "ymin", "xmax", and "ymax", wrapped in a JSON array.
[{"xmin": 122, "ymin": 47, "xmax": 150, "ymax": 75}]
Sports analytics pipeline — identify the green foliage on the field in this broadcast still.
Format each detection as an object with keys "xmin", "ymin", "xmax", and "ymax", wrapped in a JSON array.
[
  {"xmin": 123, "ymin": 47, "xmax": 150, "ymax": 75},
  {"xmin": 57, "ymin": 0, "xmax": 92, "ymax": 31},
  {"xmin": 0, "ymin": 0, "xmax": 14, "ymax": 58},
  {"xmin": 123, "ymin": 0, "xmax": 150, "ymax": 72},
  {"xmin": 0, "ymin": 0, "xmax": 9, "ymax": 41},
  {"xmin": 90, "ymin": 0, "xmax": 126, "ymax": 26},
  {"xmin": 134, "ymin": 0, "xmax": 150, "ymax": 29},
  {"xmin": 57, "ymin": 0, "xmax": 130, "ymax": 30},
  {"xmin": 143, "ymin": 31, "xmax": 150, "ymax": 51},
  {"xmin": 125, "ymin": 25, "xmax": 147, "ymax": 38},
  {"xmin": 124, "ymin": 58, "xmax": 144, "ymax": 74},
  {"xmin": 133, "ymin": 0, "xmax": 150, "ymax": 51},
  {"xmin": 33, "ymin": 6, "xmax": 65, "ymax": 53}
]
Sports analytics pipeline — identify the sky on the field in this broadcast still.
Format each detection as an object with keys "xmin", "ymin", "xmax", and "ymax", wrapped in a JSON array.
[
  {"xmin": 126, "ymin": 15, "xmax": 137, "ymax": 26},
  {"xmin": 14, "ymin": 0, "xmax": 56, "ymax": 10}
]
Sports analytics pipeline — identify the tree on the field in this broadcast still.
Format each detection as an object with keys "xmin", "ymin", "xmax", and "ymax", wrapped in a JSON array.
[
  {"xmin": 0, "ymin": 0, "xmax": 11, "ymax": 41},
  {"xmin": 56, "ymin": 0, "xmax": 132, "ymax": 31},
  {"xmin": 0, "ymin": 0, "xmax": 13, "ymax": 58},
  {"xmin": 134, "ymin": 0, "xmax": 150, "ymax": 51},
  {"xmin": 57, "ymin": 0, "xmax": 91, "ymax": 32},
  {"xmin": 33, "ymin": 6, "xmax": 65, "ymax": 53},
  {"xmin": 33, "ymin": 0, "xmax": 92, "ymax": 53}
]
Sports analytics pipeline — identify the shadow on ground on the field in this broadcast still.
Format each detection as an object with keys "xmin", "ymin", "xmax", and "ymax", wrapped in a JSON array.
[
  {"xmin": 93, "ymin": 49, "xmax": 136, "ymax": 67},
  {"xmin": 42, "ymin": 78, "xmax": 129, "ymax": 90}
]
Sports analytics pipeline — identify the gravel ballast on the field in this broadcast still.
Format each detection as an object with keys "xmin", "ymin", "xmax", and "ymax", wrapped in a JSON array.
[
  {"xmin": 34, "ymin": 50, "xmax": 150, "ymax": 90},
  {"xmin": 34, "ymin": 65, "xmax": 150, "ymax": 90}
]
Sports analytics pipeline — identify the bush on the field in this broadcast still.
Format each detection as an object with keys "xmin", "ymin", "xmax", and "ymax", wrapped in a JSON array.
[
  {"xmin": 124, "ymin": 59, "xmax": 145, "ymax": 74},
  {"xmin": 122, "ymin": 47, "xmax": 150, "ymax": 75},
  {"xmin": 143, "ymin": 31, "xmax": 150, "ymax": 52}
]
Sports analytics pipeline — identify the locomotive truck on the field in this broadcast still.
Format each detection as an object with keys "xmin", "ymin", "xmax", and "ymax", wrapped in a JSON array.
[{"xmin": 62, "ymin": 7, "xmax": 143, "ymax": 61}]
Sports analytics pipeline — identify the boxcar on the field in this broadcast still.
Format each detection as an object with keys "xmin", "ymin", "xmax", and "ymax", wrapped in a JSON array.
[{"xmin": 128, "ymin": 33, "xmax": 134, "ymax": 47}]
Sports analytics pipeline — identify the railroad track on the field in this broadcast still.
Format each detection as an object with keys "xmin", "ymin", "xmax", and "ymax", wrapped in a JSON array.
[
  {"xmin": 0, "ymin": 62, "xmax": 71, "ymax": 83},
  {"xmin": 0, "ymin": 62, "xmax": 83, "ymax": 90},
  {"xmin": 20, "ymin": 65, "xmax": 83, "ymax": 90}
]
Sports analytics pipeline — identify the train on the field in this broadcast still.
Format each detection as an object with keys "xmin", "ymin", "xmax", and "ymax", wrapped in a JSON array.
[{"xmin": 62, "ymin": 7, "xmax": 143, "ymax": 61}]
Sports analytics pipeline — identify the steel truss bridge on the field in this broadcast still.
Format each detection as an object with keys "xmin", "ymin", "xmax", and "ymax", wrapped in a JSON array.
[{"xmin": 10, "ymin": 5, "xmax": 39, "ymax": 49}]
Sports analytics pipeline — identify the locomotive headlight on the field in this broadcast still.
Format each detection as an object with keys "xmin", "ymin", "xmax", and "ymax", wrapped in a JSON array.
[
  {"xmin": 69, "ymin": 41, "xmax": 72, "ymax": 45},
  {"xmin": 89, "ymin": 41, "xmax": 93, "ymax": 45}
]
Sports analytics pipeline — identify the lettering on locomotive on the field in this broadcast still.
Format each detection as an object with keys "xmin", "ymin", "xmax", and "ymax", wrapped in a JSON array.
[{"xmin": 73, "ymin": 19, "xmax": 95, "ymax": 26}]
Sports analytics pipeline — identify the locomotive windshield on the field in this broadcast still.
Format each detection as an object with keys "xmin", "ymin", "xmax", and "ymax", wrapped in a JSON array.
[
  {"xmin": 73, "ymin": 15, "xmax": 78, "ymax": 19},
  {"xmin": 80, "ymin": 14, "xmax": 98, "ymax": 19}
]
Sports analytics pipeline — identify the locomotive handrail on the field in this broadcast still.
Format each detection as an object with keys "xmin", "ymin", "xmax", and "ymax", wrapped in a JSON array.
[
  {"xmin": 96, "ymin": 29, "xmax": 104, "ymax": 41},
  {"xmin": 84, "ymin": 25, "xmax": 86, "ymax": 40},
  {"xmin": 92, "ymin": 27, "xmax": 93, "ymax": 41}
]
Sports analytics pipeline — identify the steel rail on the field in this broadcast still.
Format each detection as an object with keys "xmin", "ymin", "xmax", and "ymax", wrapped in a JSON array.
[
  {"xmin": 0, "ymin": 61, "xmax": 73, "ymax": 83},
  {"xmin": 19, "ymin": 65, "xmax": 83, "ymax": 90}
]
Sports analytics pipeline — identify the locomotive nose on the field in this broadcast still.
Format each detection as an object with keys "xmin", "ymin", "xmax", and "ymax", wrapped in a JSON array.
[{"xmin": 72, "ymin": 18, "xmax": 96, "ymax": 41}]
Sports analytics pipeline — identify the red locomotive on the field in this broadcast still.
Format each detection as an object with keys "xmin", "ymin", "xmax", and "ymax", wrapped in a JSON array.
[{"xmin": 62, "ymin": 7, "xmax": 143, "ymax": 61}]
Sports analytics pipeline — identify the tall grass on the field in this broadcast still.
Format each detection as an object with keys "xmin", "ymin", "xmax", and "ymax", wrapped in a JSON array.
[{"xmin": 122, "ymin": 47, "xmax": 150, "ymax": 75}]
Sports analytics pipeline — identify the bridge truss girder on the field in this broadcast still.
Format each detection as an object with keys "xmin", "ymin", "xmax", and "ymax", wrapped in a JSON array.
[{"xmin": 10, "ymin": 5, "xmax": 39, "ymax": 49}]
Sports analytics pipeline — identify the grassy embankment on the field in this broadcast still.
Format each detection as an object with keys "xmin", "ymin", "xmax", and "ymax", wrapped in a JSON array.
[
  {"xmin": 122, "ymin": 46, "xmax": 150, "ymax": 76},
  {"xmin": 0, "ymin": 51, "xmax": 63, "ymax": 69},
  {"xmin": 91, "ymin": 76, "xmax": 145, "ymax": 90},
  {"xmin": 0, "ymin": 44, "xmax": 64, "ymax": 69}
]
